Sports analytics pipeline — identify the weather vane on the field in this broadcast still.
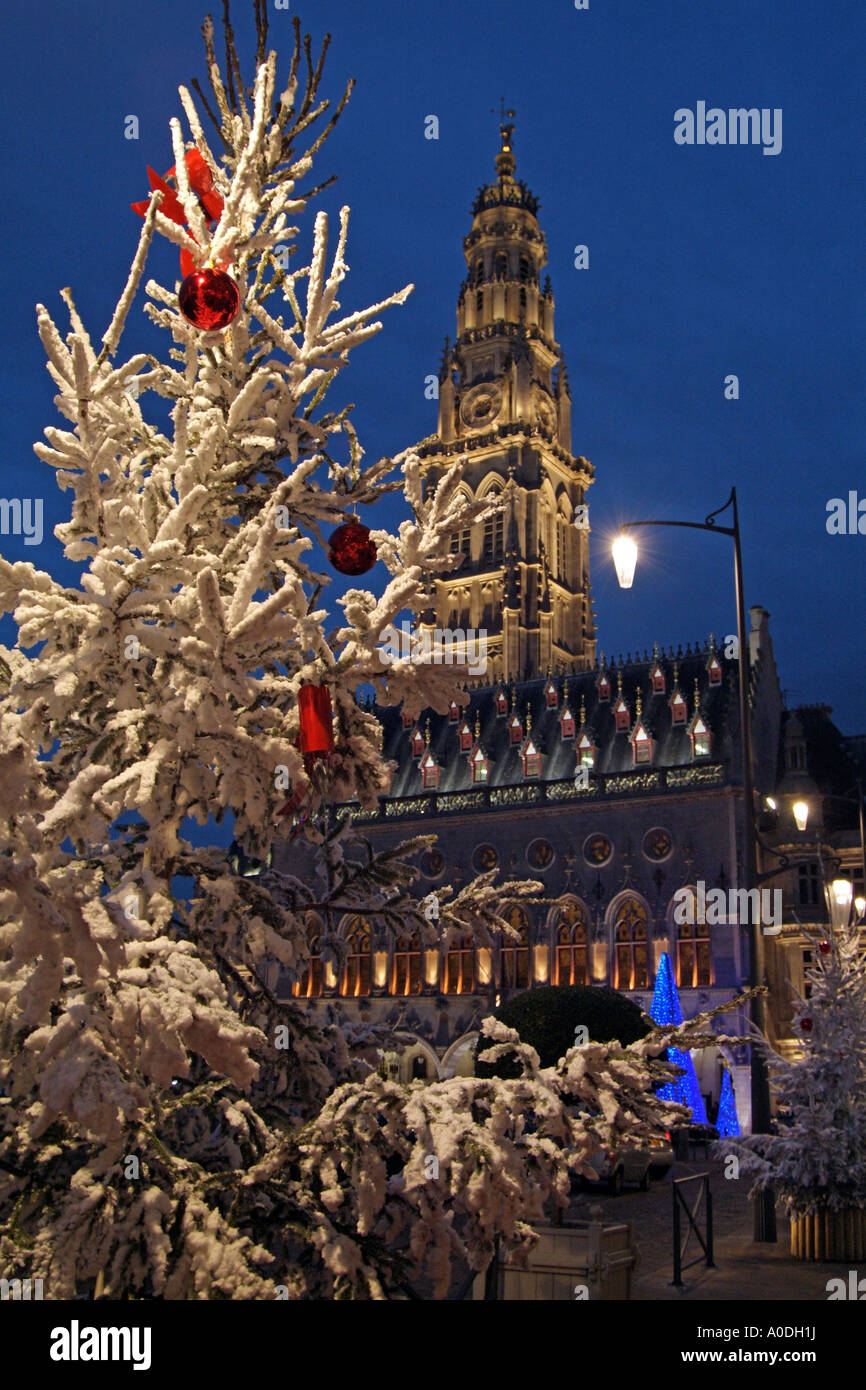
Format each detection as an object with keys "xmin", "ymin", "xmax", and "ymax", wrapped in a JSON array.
[{"xmin": 491, "ymin": 98, "xmax": 516, "ymax": 123}]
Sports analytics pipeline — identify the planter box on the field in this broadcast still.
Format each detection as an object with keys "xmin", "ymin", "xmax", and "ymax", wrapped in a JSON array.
[
  {"xmin": 790, "ymin": 1208, "xmax": 866, "ymax": 1262},
  {"xmin": 473, "ymin": 1218, "xmax": 638, "ymax": 1301}
]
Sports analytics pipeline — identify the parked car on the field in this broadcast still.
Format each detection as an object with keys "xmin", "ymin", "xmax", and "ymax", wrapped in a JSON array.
[{"xmin": 581, "ymin": 1141, "xmax": 664, "ymax": 1194}]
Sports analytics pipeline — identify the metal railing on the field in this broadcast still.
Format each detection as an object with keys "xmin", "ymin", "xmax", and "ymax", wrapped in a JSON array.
[{"xmin": 671, "ymin": 1172, "xmax": 715, "ymax": 1287}]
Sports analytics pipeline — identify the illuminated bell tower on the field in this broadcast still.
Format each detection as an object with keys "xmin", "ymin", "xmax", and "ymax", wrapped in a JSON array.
[{"xmin": 416, "ymin": 122, "xmax": 596, "ymax": 681}]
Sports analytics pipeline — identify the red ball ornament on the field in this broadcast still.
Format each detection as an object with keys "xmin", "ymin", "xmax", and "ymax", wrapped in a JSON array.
[
  {"xmin": 328, "ymin": 521, "xmax": 377, "ymax": 576},
  {"xmin": 178, "ymin": 268, "xmax": 240, "ymax": 331},
  {"xmin": 800, "ymin": 1017, "xmax": 813, "ymax": 1032},
  {"xmin": 819, "ymin": 941, "xmax": 831, "ymax": 955}
]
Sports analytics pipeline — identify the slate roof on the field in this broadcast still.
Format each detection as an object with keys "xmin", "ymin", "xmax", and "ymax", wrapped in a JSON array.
[{"xmin": 367, "ymin": 642, "xmax": 739, "ymax": 801}]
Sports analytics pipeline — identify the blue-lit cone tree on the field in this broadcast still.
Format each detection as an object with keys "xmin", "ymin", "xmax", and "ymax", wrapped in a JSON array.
[
  {"xmin": 649, "ymin": 953, "xmax": 709, "ymax": 1124},
  {"xmin": 715, "ymin": 1069, "xmax": 740, "ymax": 1138}
]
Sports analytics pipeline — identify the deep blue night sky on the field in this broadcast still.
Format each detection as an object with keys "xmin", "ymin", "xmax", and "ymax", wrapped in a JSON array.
[{"xmin": 1, "ymin": 0, "xmax": 863, "ymax": 729}]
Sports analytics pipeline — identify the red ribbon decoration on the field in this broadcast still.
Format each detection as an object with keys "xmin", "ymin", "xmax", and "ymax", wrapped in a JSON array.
[{"xmin": 131, "ymin": 150, "xmax": 226, "ymax": 277}]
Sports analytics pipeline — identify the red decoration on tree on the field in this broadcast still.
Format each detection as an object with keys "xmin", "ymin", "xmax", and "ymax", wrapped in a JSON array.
[
  {"xmin": 800, "ymin": 1017, "xmax": 813, "ymax": 1032},
  {"xmin": 132, "ymin": 150, "xmax": 227, "ymax": 281},
  {"xmin": 298, "ymin": 684, "xmax": 335, "ymax": 768},
  {"xmin": 328, "ymin": 520, "xmax": 377, "ymax": 576},
  {"xmin": 819, "ymin": 941, "xmax": 831, "ymax": 955},
  {"xmin": 178, "ymin": 268, "xmax": 240, "ymax": 331}
]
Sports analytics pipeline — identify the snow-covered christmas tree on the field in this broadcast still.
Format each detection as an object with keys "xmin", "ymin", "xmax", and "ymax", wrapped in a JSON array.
[
  {"xmin": 722, "ymin": 912, "xmax": 866, "ymax": 1219},
  {"xmin": 0, "ymin": 4, "xmax": 756, "ymax": 1299}
]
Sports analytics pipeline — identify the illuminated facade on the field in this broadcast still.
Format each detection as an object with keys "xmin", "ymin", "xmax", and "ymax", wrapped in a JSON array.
[{"xmin": 275, "ymin": 130, "xmax": 865, "ymax": 1127}]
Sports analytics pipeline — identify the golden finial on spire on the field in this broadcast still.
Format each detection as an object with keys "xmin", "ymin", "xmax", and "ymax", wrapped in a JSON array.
[
  {"xmin": 579, "ymin": 695, "xmax": 586, "ymax": 725},
  {"xmin": 617, "ymin": 669, "xmax": 623, "ymax": 696},
  {"xmin": 636, "ymin": 689, "xmax": 643, "ymax": 718},
  {"xmin": 474, "ymin": 712, "xmax": 481, "ymax": 739},
  {"xmin": 526, "ymin": 706, "xmax": 532, "ymax": 732},
  {"xmin": 425, "ymin": 718, "xmax": 431, "ymax": 745},
  {"xmin": 673, "ymin": 661, "xmax": 679, "ymax": 686},
  {"xmin": 694, "ymin": 678, "xmax": 701, "ymax": 713}
]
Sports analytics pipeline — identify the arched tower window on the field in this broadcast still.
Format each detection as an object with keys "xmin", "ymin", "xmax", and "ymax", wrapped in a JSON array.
[
  {"xmin": 554, "ymin": 900, "xmax": 589, "ymax": 986},
  {"xmin": 519, "ymin": 255, "xmax": 530, "ymax": 283},
  {"xmin": 476, "ymin": 290, "xmax": 484, "ymax": 316},
  {"xmin": 483, "ymin": 489, "xmax": 504, "ymax": 560},
  {"xmin": 494, "ymin": 251, "xmax": 508, "ymax": 279},
  {"xmin": 612, "ymin": 895, "xmax": 649, "ymax": 991},
  {"xmin": 501, "ymin": 906, "xmax": 531, "ymax": 990},
  {"xmin": 392, "ymin": 930, "xmax": 423, "ymax": 996},
  {"xmin": 342, "ymin": 917, "xmax": 372, "ymax": 997}
]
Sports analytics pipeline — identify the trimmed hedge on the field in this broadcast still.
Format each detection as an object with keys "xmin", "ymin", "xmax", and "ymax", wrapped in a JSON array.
[{"xmin": 474, "ymin": 985, "xmax": 651, "ymax": 1079}]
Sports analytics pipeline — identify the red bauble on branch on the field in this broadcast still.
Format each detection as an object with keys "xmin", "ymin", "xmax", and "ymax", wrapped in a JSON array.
[
  {"xmin": 328, "ymin": 520, "xmax": 377, "ymax": 576},
  {"xmin": 800, "ymin": 1017, "xmax": 813, "ymax": 1032},
  {"xmin": 819, "ymin": 941, "xmax": 832, "ymax": 955},
  {"xmin": 298, "ymin": 684, "xmax": 335, "ymax": 768},
  {"xmin": 178, "ymin": 268, "xmax": 240, "ymax": 331}
]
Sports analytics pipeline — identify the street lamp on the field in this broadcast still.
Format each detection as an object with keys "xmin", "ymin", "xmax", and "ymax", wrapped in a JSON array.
[
  {"xmin": 826, "ymin": 878, "xmax": 853, "ymax": 931},
  {"xmin": 792, "ymin": 801, "xmax": 809, "ymax": 833},
  {"xmin": 612, "ymin": 485, "xmax": 777, "ymax": 1243}
]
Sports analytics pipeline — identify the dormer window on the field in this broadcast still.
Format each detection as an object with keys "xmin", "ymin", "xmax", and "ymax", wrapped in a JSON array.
[
  {"xmin": 707, "ymin": 655, "xmax": 722, "ymax": 686},
  {"xmin": 402, "ymin": 708, "xmax": 414, "ymax": 729},
  {"xmin": 411, "ymin": 728, "xmax": 425, "ymax": 758},
  {"xmin": 420, "ymin": 750, "xmax": 440, "ymax": 790},
  {"xmin": 614, "ymin": 698, "xmax": 631, "ymax": 732},
  {"xmin": 597, "ymin": 674, "xmax": 611, "ymax": 702},
  {"xmin": 544, "ymin": 678, "xmax": 558, "ymax": 709},
  {"xmin": 670, "ymin": 690, "xmax": 687, "ymax": 725},
  {"xmin": 495, "ymin": 688, "xmax": 509, "ymax": 716},
  {"xmin": 448, "ymin": 700, "xmax": 461, "ymax": 723},
  {"xmin": 632, "ymin": 724, "xmax": 653, "ymax": 765},
  {"xmin": 577, "ymin": 732, "xmax": 596, "ymax": 769},
  {"xmin": 690, "ymin": 715, "xmax": 711, "ymax": 759},
  {"xmin": 458, "ymin": 720, "xmax": 473, "ymax": 752},
  {"xmin": 560, "ymin": 706, "xmax": 576, "ymax": 740},
  {"xmin": 651, "ymin": 663, "xmax": 665, "ymax": 694},
  {"xmin": 471, "ymin": 747, "xmax": 489, "ymax": 783},
  {"xmin": 509, "ymin": 713, "xmax": 524, "ymax": 745},
  {"xmin": 522, "ymin": 738, "xmax": 542, "ymax": 779}
]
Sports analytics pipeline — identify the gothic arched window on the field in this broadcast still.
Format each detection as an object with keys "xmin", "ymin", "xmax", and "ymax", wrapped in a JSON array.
[
  {"xmin": 519, "ymin": 256, "xmax": 530, "ymax": 283},
  {"xmin": 494, "ymin": 251, "xmax": 507, "ymax": 279},
  {"xmin": 445, "ymin": 933, "xmax": 475, "ymax": 994},
  {"xmin": 483, "ymin": 490, "xmax": 504, "ymax": 560},
  {"xmin": 342, "ymin": 917, "xmax": 372, "ymax": 997},
  {"xmin": 501, "ymin": 906, "xmax": 530, "ymax": 990},
  {"xmin": 555, "ymin": 900, "xmax": 589, "ymax": 986},
  {"xmin": 612, "ymin": 895, "xmax": 649, "ymax": 991},
  {"xmin": 293, "ymin": 915, "xmax": 324, "ymax": 998},
  {"xmin": 675, "ymin": 889, "xmax": 713, "ymax": 988},
  {"xmin": 392, "ymin": 930, "xmax": 423, "ymax": 996}
]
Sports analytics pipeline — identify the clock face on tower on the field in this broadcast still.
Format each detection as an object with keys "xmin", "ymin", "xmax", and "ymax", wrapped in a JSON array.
[{"xmin": 460, "ymin": 383, "xmax": 503, "ymax": 431}]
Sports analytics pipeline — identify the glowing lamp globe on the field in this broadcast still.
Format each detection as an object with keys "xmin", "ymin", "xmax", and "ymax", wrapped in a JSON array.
[
  {"xmin": 612, "ymin": 534, "xmax": 638, "ymax": 589},
  {"xmin": 792, "ymin": 800, "xmax": 809, "ymax": 832},
  {"xmin": 827, "ymin": 878, "xmax": 853, "ymax": 931}
]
